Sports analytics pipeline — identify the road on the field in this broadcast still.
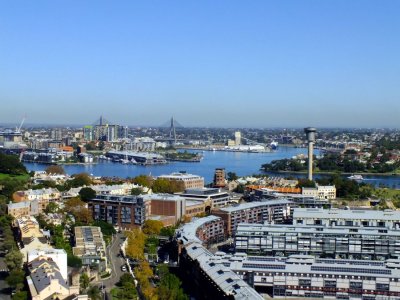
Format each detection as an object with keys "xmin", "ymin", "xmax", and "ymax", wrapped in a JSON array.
[
  {"xmin": 102, "ymin": 233, "xmax": 127, "ymax": 291},
  {"xmin": 0, "ymin": 243, "xmax": 11, "ymax": 300}
]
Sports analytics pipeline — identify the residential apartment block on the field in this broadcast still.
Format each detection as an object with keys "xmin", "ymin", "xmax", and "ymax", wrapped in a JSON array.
[
  {"xmin": 293, "ymin": 208, "xmax": 400, "ymax": 229},
  {"xmin": 219, "ymin": 253, "xmax": 400, "ymax": 299},
  {"xmin": 234, "ymin": 223, "xmax": 400, "ymax": 260},
  {"xmin": 212, "ymin": 199, "xmax": 294, "ymax": 236},
  {"xmin": 176, "ymin": 215, "xmax": 225, "ymax": 246},
  {"xmin": 179, "ymin": 243, "xmax": 263, "ymax": 300}
]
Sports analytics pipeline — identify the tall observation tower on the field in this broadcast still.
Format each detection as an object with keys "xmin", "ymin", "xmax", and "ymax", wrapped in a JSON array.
[{"xmin": 304, "ymin": 127, "xmax": 317, "ymax": 181}]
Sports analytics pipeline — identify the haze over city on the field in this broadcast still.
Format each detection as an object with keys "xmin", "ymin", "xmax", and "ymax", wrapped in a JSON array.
[{"xmin": 1, "ymin": 1, "xmax": 399, "ymax": 127}]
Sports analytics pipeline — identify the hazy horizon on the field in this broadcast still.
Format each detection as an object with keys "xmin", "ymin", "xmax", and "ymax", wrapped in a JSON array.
[{"xmin": 1, "ymin": 1, "xmax": 399, "ymax": 128}]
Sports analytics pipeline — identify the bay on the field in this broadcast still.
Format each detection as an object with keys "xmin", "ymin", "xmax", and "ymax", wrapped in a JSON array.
[{"xmin": 23, "ymin": 147, "xmax": 400, "ymax": 188}]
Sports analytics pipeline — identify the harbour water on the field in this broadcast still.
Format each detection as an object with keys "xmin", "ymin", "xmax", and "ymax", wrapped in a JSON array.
[{"xmin": 23, "ymin": 147, "xmax": 400, "ymax": 188}]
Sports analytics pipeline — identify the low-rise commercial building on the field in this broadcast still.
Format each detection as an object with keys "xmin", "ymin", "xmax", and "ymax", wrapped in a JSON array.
[
  {"xmin": 235, "ymin": 223, "xmax": 400, "ymax": 260},
  {"xmin": 212, "ymin": 199, "xmax": 295, "ymax": 236},
  {"xmin": 178, "ymin": 188, "xmax": 230, "ymax": 209},
  {"xmin": 158, "ymin": 172, "xmax": 204, "ymax": 190},
  {"xmin": 302, "ymin": 185, "xmax": 336, "ymax": 200}
]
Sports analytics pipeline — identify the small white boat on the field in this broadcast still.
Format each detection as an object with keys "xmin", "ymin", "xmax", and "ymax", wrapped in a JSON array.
[{"xmin": 348, "ymin": 174, "xmax": 363, "ymax": 181}]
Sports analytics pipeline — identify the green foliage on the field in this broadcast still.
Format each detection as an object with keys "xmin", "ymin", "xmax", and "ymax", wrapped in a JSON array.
[
  {"xmin": 6, "ymin": 269, "xmax": 25, "ymax": 288},
  {"xmin": 131, "ymin": 187, "xmax": 143, "ymax": 195},
  {"xmin": 0, "ymin": 153, "xmax": 27, "ymax": 175},
  {"xmin": 87, "ymin": 285, "xmax": 102, "ymax": 300},
  {"xmin": 132, "ymin": 175, "xmax": 153, "ymax": 188},
  {"xmin": 152, "ymin": 178, "xmax": 184, "ymax": 193},
  {"xmin": 296, "ymin": 179, "xmax": 316, "ymax": 188},
  {"xmin": 31, "ymin": 180, "xmax": 57, "ymax": 189},
  {"xmin": 227, "ymin": 171, "xmax": 238, "ymax": 181},
  {"xmin": 0, "ymin": 215, "xmax": 17, "ymax": 252},
  {"xmin": 79, "ymin": 187, "xmax": 96, "ymax": 201},
  {"xmin": 44, "ymin": 202, "xmax": 60, "ymax": 213},
  {"xmin": 316, "ymin": 174, "xmax": 373, "ymax": 199},
  {"xmin": 92, "ymin": 220, "xmax": 116, "ymax": 237},
  {"xmin": 67, "ymin": 254, "xmax": 82, "ymax": 268},
  {"xmin": 142, "ymin": 220, "xmax": 163, "ymax": 235},
  {"xmin": 45, "ymin": 165, "xmax": 65, "ymax": 174},
  {"xmin": 157, "ymin": 265, "xmax": 188, "ymax": 300},
  {"xmin": 12, "ymin": 291, "xmax": 28, "ymax": 300},
  {"xmin": 262, "ymin": 158, "xmax": 306, "ymax": 172},
  {"xmin": 160, "ymin": 226, "xmax": 176, "ymax": 238},
  {"xmin": 66, "ymin": 173, "xmax": 92, "ymax": 188},
  {"xmin": 5, "ymin": 249, "xmax": 23, "ymax": 271},
  {"xmin": 235, "ymin": 184, "xmax": 245, "ymax": 193},
  {"xmin": 80, "ymin": 272, "xmax": 90, "ymax": 291},
  {"xmin": 0, "ymin": 177, "xmax": 28, "ymax": 198}
]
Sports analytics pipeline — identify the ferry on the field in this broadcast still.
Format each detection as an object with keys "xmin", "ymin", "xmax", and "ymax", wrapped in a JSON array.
[{"xmin": 348, "ymin": 174, "xmax": 363, "ymax": 181}]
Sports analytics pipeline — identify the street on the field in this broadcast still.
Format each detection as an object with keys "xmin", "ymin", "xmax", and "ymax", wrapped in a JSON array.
[{"xmin": 102, "ymin": 232, "xmax": 127, "ymax": 291}]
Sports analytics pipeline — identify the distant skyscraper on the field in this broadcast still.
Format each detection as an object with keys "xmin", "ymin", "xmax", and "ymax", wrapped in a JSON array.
[
  {"xmin": 234, "ymin": 131, "xmax": 241, "ymax": 146},
  {"xmin": 83, "ymin": 126, "xmax": 94, "ymax": 141}
]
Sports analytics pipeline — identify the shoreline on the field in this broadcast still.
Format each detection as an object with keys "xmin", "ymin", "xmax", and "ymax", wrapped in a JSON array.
[{"xmin": 262, "ymin": 170, "xmax": 399, "ymax": 177}]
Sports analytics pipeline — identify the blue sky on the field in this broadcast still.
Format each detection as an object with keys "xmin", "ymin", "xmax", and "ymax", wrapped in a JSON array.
[{"xmin": 1, "ymin": 1, "xmax": 399, "ymax": 128}]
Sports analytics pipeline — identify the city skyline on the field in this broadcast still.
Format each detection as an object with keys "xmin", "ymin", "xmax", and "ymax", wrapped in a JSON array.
[{"xmin": 1, "ymin": 1, "xmax": 399, "ymax": 128}]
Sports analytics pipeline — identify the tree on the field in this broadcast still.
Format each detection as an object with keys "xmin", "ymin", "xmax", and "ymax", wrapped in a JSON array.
[
  {"xmin": 80, "ymin": 273, "xmax": 90, "ymax": 291},
  {"xmin": 87, "ymin": 285, "xmax": 102, "ymax": 300},
  {"xmin": 67, "ymin": 254, "xmax": 82, "ymax": 268},
  {"xmin": 64, "ymin": 197, "xmax": 93, "ymax": 224},
  {"xmin": 45, "ymin": 165, "xmax": 65, "ymax": 174},
  {"xmin": 5, "ymin": 250, "xmax": 23, "ymax": 271},
  {"xmin": 125, "ymin": 229, "xmax": 146, "ymax": 260},
  {"xmin": 79, "ymin": 187, "xmax": 96, "ymax": 201},
  {"xmin": 0, "ymin": 153, "xmax": 27, "ymax": 175},
  {"xmin": 6, "ymin": 269, "xmax": 25, "ymax": 289},
  {"xmin": 118, "ymin": 274, "xmax": 138, "ymax": 299},
  {"xmin": 143, "ymin": 220, "xmax": 163, "ymax": 235},
  {"xmin": 158, "ymin": 273, "xmax": 188, "ymax": 300},
  {"xmin": 132, "ymin": 175, "xmax": 153, "ymax": 188},
  {"xmin": 227, "ymin": 172, "xmax": 238, "ymax": 181},
  {"xmin": 296, "ymin": 179, "xmax": 316, "ymax": 188},
  {"xmin": 119, "ymin": 281, "xmax": 138, "ymax": 299},
  {"xmin": 152, "ymin": 178, "xmax": 183, "ymax": 193},
  {"xmin": 160, "ymin": 226, "xmax": 176, "ymax": 238},
  {"xmin": 0, "ymin": 178, "xmax": 28, "ymax": 199},
  {"xmin": 131, "ymin": 187, "xmax": 143, "ymax": 195},
  {"xmin": 93, "ymin": 220, "xmax": 116, "ymax": 237},
  {"xmin": 157, "ymin": 264, "xmax": 188, "ymax": 300},
  {"xmin": 44, "ymin": 202, "xmax": 59, "ymax": 213},
  {"xmin": 11, "ymin": 291, "xmax": 28, "ymax": 300},
  {"xmin": 67, "ymin": 173, "xmax": 92, "ymax": 188}
]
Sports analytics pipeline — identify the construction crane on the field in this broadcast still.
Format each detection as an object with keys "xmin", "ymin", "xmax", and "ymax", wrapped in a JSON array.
[{"xmin": 15, "ymin": 115, "xmax": 26, "ymax": 134}]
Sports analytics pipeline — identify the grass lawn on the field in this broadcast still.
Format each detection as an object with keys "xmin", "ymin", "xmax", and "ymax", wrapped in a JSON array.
[{"xmin": 0, "ymin": 173, "xmax": 30, "ymax": 181}]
